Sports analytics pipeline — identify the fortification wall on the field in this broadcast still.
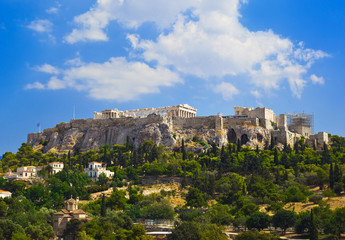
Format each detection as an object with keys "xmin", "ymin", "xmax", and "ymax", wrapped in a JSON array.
[
  {"xmin": 171, "ymin": 116, "xmax": 217, "ymax": 130},
  {"xmin": 223, "ymin": 117, "xmax": 259, "ymax": 128}
]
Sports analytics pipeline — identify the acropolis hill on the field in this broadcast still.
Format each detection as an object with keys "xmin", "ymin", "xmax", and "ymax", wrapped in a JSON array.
[{"xmin": 27, "ymin": 104, "xmax": 329, "ymax": 154}]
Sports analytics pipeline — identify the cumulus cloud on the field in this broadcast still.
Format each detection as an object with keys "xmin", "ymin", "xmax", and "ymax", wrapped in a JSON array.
[
  {"xmin": 251, "ymin": 90, "xmax": 262, "ymax": 98},
  {"xmin": 310, "ymin": 74, "xmax": 325, "ymax": 85},
  {"xmin": 131, "ymin": 7, "xmax": 328, "ymax": 97},
  {"xmin": 27, "ymin": 57, "xmax": 182, "ymax": 101},
  {"xmin": 34, "ymin": 64, "xmax": 60, "ymax": 74},
  {"xmin": 28, "ymin": 19, "xmax": 53, "ymax": 33},
  {"xmin": 25, "ymin": 82, "xmax": 45, "ymax": 90},
  {"xmin": 213, "ymin": 82, "xmax": 239, "ymax": 100},
  {"xmin": 64, "ymin": 0, "xmax": 201, "ymax": 43},
  {"xmin": 58, "ymin": 0, "xmax": 328, "ymax": 98},
  {"xmin": 46, "ymin": 7, "xmax": 59, "ymax": 14}
]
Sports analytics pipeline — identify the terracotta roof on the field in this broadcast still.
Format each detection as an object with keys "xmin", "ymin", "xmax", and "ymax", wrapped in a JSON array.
[
  {"xmin": 49, "ymin": 162, "xmax": 64, "ymax": 164},
  {"xmin": 55, "ymin": 211, "xmax": 65, "ymax": 215},
  {"xmin": 0, "ymin": 190, "xmax": 11, "ymax": 193},
  {"xmin": 72, "ymin": 209, "xmax": 86, "ymax": 214},
  {"xmin": 66, "ymin": 198, "xmax": 76, "ymax": 203},
  {"xmin": 61, "ymin": 209, "xmax": 70, "ymax": 214},
  {"xmin": 89, "ymin": 161, "xmax": 102, "ymax": 164}
]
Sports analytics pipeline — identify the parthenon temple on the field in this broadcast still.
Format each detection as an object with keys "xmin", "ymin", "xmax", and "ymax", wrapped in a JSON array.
[{"xmin": 94, "ymin": 104, "xmax": 197, "ymax": 119}]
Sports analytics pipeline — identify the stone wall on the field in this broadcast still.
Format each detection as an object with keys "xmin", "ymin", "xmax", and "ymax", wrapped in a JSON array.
[{"xmin": 27, "ymin": 112, "xmax": 328, "ymax": 154}]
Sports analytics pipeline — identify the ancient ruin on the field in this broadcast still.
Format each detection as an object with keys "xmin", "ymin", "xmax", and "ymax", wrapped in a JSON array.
[
  {"xmin": 27, "ymin": 104, "xmax": 329, "ymax": 154},
  {"xmin": 94, "ymin": 104, "xmax": 197, "ymax": 119}
]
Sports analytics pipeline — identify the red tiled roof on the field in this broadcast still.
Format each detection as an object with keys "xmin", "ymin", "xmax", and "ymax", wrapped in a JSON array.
[
  {"xmin": 72, "ymin": 209, "xmax": 86, "ymax": 214},
  {"xmin": 0, "ymin": 190, "xmax": 11, "ymax": 193}
]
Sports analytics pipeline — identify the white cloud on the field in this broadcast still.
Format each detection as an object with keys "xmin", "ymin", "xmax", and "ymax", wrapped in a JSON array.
[
  {"xmin": 25, "ymin": 82, "xmax": 45, "ymax": 90},
  {"xmin": 65, "ymin": 0, "xmax": 203, "ymax": 43},
  {"xmin": 27, "ymin": 57, "xmax": 182, "ymax": 101},
  {"xmin": 310, "ymin": 74, "xmax": 325, "ymax": 85},
  {"xmin": 251, "ymin": 90, "xmax": 262, "ymax": 98},
  {"xmin": 27, "ymin": 19, "xmax": 53, "ymax": 33},
  {"xmin": 213, "ymin": 82, "xmax": 239, "ymax": 100},
  {"xmin": 129, "ymin": 1, "xmax": 328, "ymax": 97},
  {"xmin": 46, "ymin": 7, "xmax": 59, "ymax": 14},
  {"xmin": 34, "ymin": 64, "xmax": 60, "ymax": 74},
  {"xmin": 58, "ymin": 0, "xmax": 327, "ymax": 98}
]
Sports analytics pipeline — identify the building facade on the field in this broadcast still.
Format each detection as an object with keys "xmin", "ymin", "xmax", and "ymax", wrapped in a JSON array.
[
  {"xmin": 94, "ymin": 104, "xmax": 197, "ymax": 120},
  {"xmin": 0, "ymin": 190, "xmax": 12, "ymax": 198},
  {"xmin": 84, "ymin": 162, "xmax": 114, "ymax": 181},
  {"xmin": 49, "ymin": 162, "xmax": 64, "ymax": 174},
  {"xmin": 53, "ymin": 198, "xmax": 90, "ymax": 237}
]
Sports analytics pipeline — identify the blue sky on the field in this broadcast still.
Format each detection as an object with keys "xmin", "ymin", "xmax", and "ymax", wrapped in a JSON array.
[{"xmin": 0, "ymin": 0, "xmax": 344, "ymax": 154}]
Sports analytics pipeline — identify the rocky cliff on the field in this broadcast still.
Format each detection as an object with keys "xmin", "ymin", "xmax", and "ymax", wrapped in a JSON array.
[{"xmin": 27, "ymin": 114, "xmax": 276, "ymax": 154}]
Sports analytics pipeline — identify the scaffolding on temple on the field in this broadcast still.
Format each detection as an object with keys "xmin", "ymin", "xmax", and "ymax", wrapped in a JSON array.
[{"xmin": 287, "ymin": 113, "xmax": 314, "ymax": 134}]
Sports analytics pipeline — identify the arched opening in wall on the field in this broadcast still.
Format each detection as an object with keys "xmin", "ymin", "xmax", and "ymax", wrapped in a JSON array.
[
  {"xmin": 227, "ymin": 129, "xmax": 237, "ymax": 143},
  {"xmin": 257, "ymin": 133, "xmax": 263, "ymax": 143},
  {"xmin": 241, "ymin": 134, "xmax": 249, "ymax": 145}
]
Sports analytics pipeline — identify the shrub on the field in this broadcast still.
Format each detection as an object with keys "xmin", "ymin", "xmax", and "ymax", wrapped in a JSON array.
[
  {"xmin": 323, "ymin": 189, "xmax": 336, "ymax": 198},
  {"xmin": 192, "ymin": 136, "xmax": 199, "ymax": 142},
  {"xmin": 309, "ymin": 194, "xmax": 322, "ymax": 204},
  {"xmin": 333, "ymin": 182, "xmax": 343, "ymax": 195}
]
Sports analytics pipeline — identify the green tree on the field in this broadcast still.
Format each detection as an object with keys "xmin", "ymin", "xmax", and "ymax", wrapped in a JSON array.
[
  {"xmin": 324, "ymin": 207, "xmax": 345, "ymax": 239},
  {"xmin": 0, "ymin": 201, "xmax": 8, "ymax": 217},
  {"xmin": 182, "ymin": 139, "xmax": 187, "ymax": 160},
  {"xmin": 142, "ymin": 199, "xmax": 175, "ymax": 220},
  {"xmin": 310, "ymin": 209, "xmax": 318, "ymax": 240},
  {"xmin": 63, "ymin": 219, "xmax": 83, "ymax": 240},
  {"xmin": 97, "ymin": 172, "xmax": 108, "ymax": 187},
  {"xmin": 0, "ymin": 219, "xmax": 25, "ymax": 240},
  {"xmin": 272, "ymin": 209, "xmax": 296, "ymax": 235},
  {"xmin": 107, "ymin": 188, "xmax": 127, "ymax": 211},
  {"xmin": 100, "ymin": 194, "xmax": 106, "ymax": 217},
  {"xmin": 246, "ymin": 212, "xmax": 271, "ymax": 231},
  {"xmin": 207, "ymin": 204, "xmax": 232, "ymax": 226},
  {"xmin": 329, "ymin": 163, "xmax": 334, "ymax": 190},
  {"xmin": 11, "ymin": 232, "xmax": 30, "ymax": 240},
  {"xmin": 186, "ymin": 187, "xmax": 206, "ymax": 208}
]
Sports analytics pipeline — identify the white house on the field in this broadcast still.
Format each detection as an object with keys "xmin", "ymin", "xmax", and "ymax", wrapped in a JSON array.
[
  {"xmin": 84, "ymin": 162, "xmax": 114, "ymax": 181},
  {"xmin": 49, "ymin": 162, "xmax": 64, "ymax": 174},
  {"xmin": 4, "ymin": 166, "xmax": 37, "ymax": 180},
  {"xmin": 0, "ymin": 190, "xmax": 12, "ymax": 198},
  {"xmin": 16, "ymin": 166, "xmax": 37, "ymax": 179}
]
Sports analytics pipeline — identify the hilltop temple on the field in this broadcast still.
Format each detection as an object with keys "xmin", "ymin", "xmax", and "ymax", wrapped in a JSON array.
[
  {"xmin": 94, "ymin": 104, "xmax": 197, "ymax": 119},
  {"xmin": 27, "ymin": 104, "xmax": 329, "ymax": 154}
]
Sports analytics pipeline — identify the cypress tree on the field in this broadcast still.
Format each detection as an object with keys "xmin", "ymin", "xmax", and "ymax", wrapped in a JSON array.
[
  {"xmin": 329, "ymin": 163, "xmax": 334, "ymax": 190},
  {"xmin": 68, "ymin": 150, "xmax": 71, "ymax": 168},
  {"xmin": 310, "ymin": 209, "xmax": 318, "ymax": 240},
  {"xmin": 322, "ymin": 142, "xmax": 330, "ymax": 164},
  {"xmin": 101, "ymin": 194, "xmax": 106, "ymax": 217},
  {"xmin": 270, "ymin": 136, "xmax": 275, "ymax": 150},
  {"xmin": 237, "ymin": 139, "xmax": 241, "ymax": 153},
  {"xmin": 220, "ymin": 145, "xmax": 228, "ymax": 173},
  {"xmin": 132, "ymin": 149, "xmax": 138, "ymax": 167},
  {"xmin": 228, "ymin": 143, "xmax": 232, "ymax": 155},
  {"xmin": 334, "ymin": 163, "xmax": 342, "ymax": 183},
  {"xmin": 274, "ymin": 147, "xmax": 279, "ymax": 165},
  {"xmin": 182, "ymin": 139, "xmax": 186, "ymax": 160}
]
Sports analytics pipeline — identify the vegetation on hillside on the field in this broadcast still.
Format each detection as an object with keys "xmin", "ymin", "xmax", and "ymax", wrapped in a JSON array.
[{"xmin": 1, "ymin": 135, "xmax": 345, "ymax": 239}]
